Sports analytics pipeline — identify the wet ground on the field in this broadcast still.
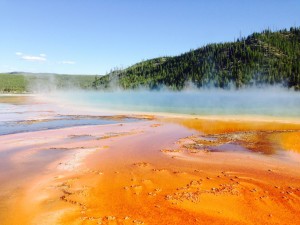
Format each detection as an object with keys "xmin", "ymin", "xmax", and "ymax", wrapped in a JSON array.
[
  {"xmin": 0, "ymin": 95, "xmax": 140, "ymax": 135},
  {"xmin": 1, "ymin": 95, "xmax": 300, "ymax": 225}
]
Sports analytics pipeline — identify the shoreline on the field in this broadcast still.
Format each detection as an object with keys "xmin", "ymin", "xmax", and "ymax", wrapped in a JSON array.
[
  {"xmin": 3, "ymin": 93, "xmax": 300, "ymax": 124},
  {"xmin": 0, "ymin": 93, "xmax": 35, "ymax": 97},
  {"xmin": 34, "ymin": 93, "xmax": 300, "ymax": 124}
]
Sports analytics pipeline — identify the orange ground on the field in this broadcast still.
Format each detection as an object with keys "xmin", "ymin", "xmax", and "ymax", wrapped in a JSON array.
[{"xmin": 0, "ymin": 117, "xmax": 300, "ymax": 225}]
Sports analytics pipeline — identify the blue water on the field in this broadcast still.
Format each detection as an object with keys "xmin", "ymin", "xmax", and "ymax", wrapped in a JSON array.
[
  {"xmin": 58, "ymin": 88, "xmax": 300, "ymax": 118},
  {"xmin": 1, "ymin": 88, "xmax": 300, "ymax": 135}
]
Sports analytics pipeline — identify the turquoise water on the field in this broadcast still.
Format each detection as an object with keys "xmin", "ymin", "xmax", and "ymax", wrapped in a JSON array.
[
  {"xmin": 1, "ymin": 88, "xmax": 299, "ymax": 136},
  {"xmin": 57, "ymin": 88, "xmax": 300, "ymax": 117}
]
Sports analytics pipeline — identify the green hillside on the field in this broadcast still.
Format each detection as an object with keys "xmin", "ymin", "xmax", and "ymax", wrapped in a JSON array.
[
  {"xmin": 0, "ymin": 73, "xmax": 98, "ymax": 93},
  {"xmin": 93, "ymin": 27, "xmax": 300, "ymax": 90}
]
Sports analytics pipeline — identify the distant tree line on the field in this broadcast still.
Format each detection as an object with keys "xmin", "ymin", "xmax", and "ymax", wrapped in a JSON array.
[
  {"xmin": 93, "ymin": 27, "xmax": 300, "ymax": 90},
  {"xmin": 0, "ymin": 73, "xmax": 96, "ymax": 93}
]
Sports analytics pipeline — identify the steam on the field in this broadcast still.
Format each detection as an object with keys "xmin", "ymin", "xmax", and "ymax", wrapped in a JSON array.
[
  {"xmin": 26, "ymin": 74, "xmax": 300, "ymax": 118},
  {"xmin": 26, "ymin": 74, "xmax": 83, "ymax": 93},
  {"xmin": 42, "ymin": 86, "xmax": 300, "ymax": 118},
  {"xmin": 27, "ymin": 74, "xmax": 58, "ymax": 92}
]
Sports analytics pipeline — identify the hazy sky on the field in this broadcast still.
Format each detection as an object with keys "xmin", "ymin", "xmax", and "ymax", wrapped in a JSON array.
[{"xmin": 1, "ymin": 0, "xmax": 299, "ymax": 75}]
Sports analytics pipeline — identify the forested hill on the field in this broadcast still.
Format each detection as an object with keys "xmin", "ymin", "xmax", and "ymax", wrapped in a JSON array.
[{"xmin": 93, "ymin": 27, "xmax": 300, "ymax": 90}]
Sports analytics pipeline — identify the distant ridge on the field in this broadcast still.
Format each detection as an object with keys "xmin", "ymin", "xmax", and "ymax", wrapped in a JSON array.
[
  {"xmin": 0, "ymin": 73, "xmax": 100, "ymax": 93},
  {"xmin": 8, "ymin": 71, "xmax": 100, "ymax": 76},
  {"xmin": 93, "ymin": 27, "xmax": 300, "ymax": 90}
]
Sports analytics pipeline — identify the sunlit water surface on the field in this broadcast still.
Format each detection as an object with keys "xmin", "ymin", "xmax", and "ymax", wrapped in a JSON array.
[{"xmin": 52, "ymin": 88, "xmax": 300, "ymax": 117}]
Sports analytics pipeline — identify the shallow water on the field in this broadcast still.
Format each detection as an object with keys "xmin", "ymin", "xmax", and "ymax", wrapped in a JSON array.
[
  {"xmin": 0, "ymin": 116, "xmax": 136, "ymax": 135},
  {"xmin": 51, "ymin": 88, "xmax": 300, "ymax": 117},
  {"xmin": 1, "ymin": 94, "xmax": 300, "ymax": 157},
  {"xmin": 0, "ymin": 96, "xmax": 137, "ymax": 135}
]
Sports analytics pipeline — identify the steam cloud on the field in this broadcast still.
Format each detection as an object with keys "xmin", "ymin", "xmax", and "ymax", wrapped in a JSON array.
[{"xmin": 41, "ymin": 86, "xmax": 300, "ymax": 118}]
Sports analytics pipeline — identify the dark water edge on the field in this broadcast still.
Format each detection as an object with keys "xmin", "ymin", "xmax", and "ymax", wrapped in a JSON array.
[{"xmin": 0, "ymin": 115, "xmax": 138, "ymax": 136}]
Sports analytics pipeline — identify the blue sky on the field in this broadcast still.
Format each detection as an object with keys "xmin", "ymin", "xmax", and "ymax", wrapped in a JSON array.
[{"xmin": 0, "ymin": 0, "xmax": 299, "ymax": 75}]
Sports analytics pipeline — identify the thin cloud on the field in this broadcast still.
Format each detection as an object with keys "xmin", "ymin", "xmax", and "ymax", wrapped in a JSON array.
[
  {"xmin": 21, "ymin": 55, "xmax": 46, "ymax": 62},
  {"xmin": 15, "ymin": 52, "xmax": 47, "ymax": 62},
  {"xmin": 60, "ymin": 60, "xmax": 76, "ymax": 64}
]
